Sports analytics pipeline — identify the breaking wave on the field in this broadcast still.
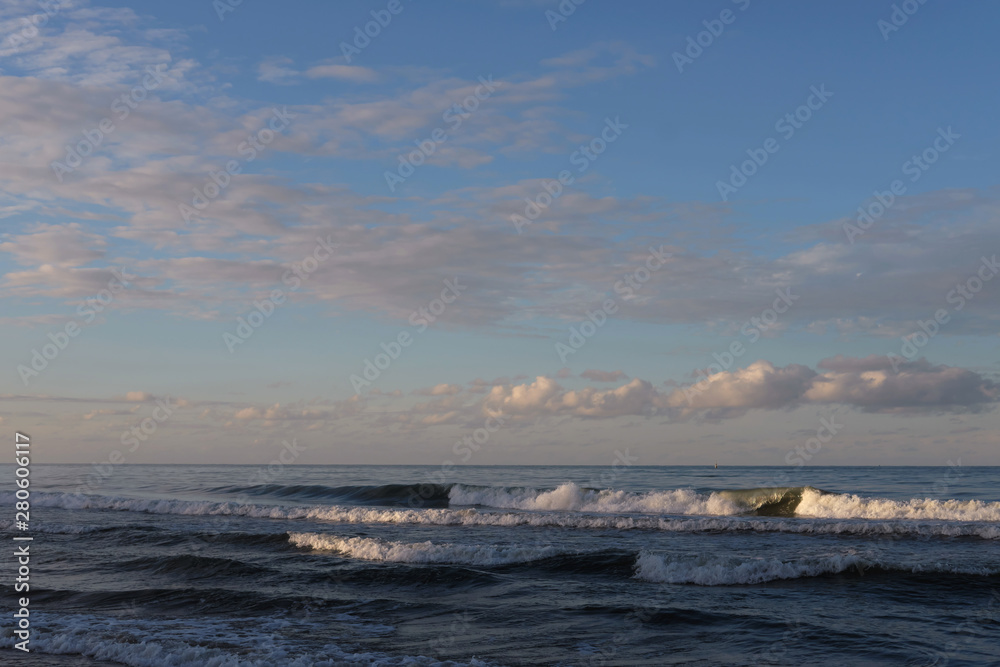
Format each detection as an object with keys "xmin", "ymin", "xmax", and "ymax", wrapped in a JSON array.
[
  {"xmin": 449, "ymin": 482, "xmax": 1000, "ymax": 522},
  {"xmin": 289, "ymin": 533, "xmax": 561, "ymax": 565},
  {"xmin": 11, "ymin": 488, "xmax": 998, "ymax": 540},
  {"xmin": 795, "ymin": 487, "xmax": 1000, "ymax": 521},
  {"xmin": 448, "ymin": 482, "xmax": 811, "ymax": 517}
]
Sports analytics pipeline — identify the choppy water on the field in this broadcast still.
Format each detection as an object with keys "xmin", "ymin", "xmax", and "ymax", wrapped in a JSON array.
[{"xmin": 2, "ymin": 465, "xmax": 999, "ymax": 666}]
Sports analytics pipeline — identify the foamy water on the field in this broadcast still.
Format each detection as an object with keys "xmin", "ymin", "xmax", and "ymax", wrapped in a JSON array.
[{"xmin": 2, "ymin": 464, "xmax": 997, "ymax": 666}]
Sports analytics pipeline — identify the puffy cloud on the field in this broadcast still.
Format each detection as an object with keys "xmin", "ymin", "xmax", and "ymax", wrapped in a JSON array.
[
  {"xmin": 484, "ymin": 376, "xmax": 562, "ymax": 416},
  {"xmin": 554, "ymin": 378, "xmax": 660, "ymax": 418},
  {"xmin": 413, "ymin": 357, "xmax": 1000, "ymax": 425},
  {"xmin": 804, "ymin": 356, "xmax": 999, "ymax": 413},
  {"xmin": 483, "ymin": 376, "xmax": 661, "ymax": 419},
  {"xmin": 667, "ymin": 357, "xmax": 999, "ymax": 418},
  {"xmin": 665, "ymin": 361, "xmax": 818, "ymax": 419}
]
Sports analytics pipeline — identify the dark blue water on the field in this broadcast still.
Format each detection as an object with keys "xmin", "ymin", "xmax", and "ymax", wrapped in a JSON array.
[{"xmin": 2, "ymin": 465, "xmax": 999, "ymax": 665}]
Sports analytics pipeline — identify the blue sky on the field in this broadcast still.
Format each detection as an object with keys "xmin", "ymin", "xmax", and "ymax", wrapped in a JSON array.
[{"xmin": 2, "ymin": 0, "xmax": 999, "ymax": 466}]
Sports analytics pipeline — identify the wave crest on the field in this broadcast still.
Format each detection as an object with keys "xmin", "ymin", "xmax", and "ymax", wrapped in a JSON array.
[
  {"xmin": 449, "ymin": 482, "xmax": 820, "ymax": 517},
  {"xmin": 289, "ymin": 532, "xmax": 560, "ymax": 565},
  {"xmin": 10, "ymin": 491, "xmax": 998, "ymax": 540},
  {"xmin": 796, "ymin": 487, "xmax": 1000, "ymax": 521}
]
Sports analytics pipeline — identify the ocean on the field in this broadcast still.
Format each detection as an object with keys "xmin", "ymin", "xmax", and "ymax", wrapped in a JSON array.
[{"xmin": 2, "ymin": 464, "xmax": 998, "ymax": 666}]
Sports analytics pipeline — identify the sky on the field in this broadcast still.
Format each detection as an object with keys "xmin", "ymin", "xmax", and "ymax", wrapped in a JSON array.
[{"xmin": 2, "ymin": 0, "xmax": 999, "ymax": 467}]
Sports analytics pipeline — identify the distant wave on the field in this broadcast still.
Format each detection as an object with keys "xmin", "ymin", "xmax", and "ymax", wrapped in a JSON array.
[
  {"xmin": 634, "ymin": 552, "xmax": 1000, "ymax": 586},
  {"xmin": 449, "ymin": 482, "xmax": 811, "ymax": 516},
  {"xmin": 30, "ymin": 482, "xmax": 1000, "ymax": 522},
  {"xmin": 213, "ymin": 482, "xmax": 453, "ymax": 507},
  {"xmin": 449, "ymin": 482, "xmax": 1000, "ymax": 522},
  {"xmin": 10, "ymin": 491, "xmax": 999, "ymax": 540},
  {"xmin": 210, "ymin": 481, "xmax": 814, "ymax": 516},
  {"xmin": 289, "ymin": 532, "xmax": 562, "ymax": 565}
]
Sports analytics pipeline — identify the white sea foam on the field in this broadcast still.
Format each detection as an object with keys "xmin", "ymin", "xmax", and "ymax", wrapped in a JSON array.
[
  {"xmin": 795, "ymin": 487, "xmax": 1000, "ymax": 521},
  {"xmin": 448, "ymin": 482, "xmax": 744, "ymax": 515},
  {"xmin": 450, "ymin": 483, "xmax": 1000, "ymax": 522},
  {"xmin": 10, "ymin": 491, "xmax": 999, "ymax": 540},
  {"xmin": 289, "ymin": 532, "xmax": 560, "ymax": 565},
  {"xmin": 633, "ymin": 552, "xmax": 1000, "ymax": 586}
]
